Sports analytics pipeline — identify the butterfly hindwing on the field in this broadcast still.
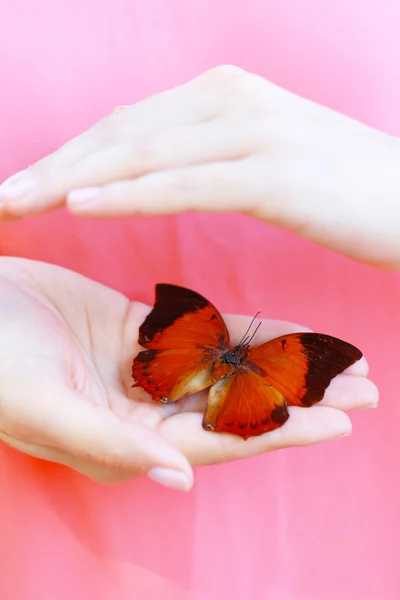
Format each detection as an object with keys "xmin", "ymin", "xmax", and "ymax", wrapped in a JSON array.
[
  {"xmin": 132, "ymin": 348, "xmax": 217, "ymax": 402},
  {"xmin": 132, "ymin": 284, "xmax": 230, "ymax": 402},
  {"xmin": 247, "ymin": 332, "xmax": 362, "ymax": 407},
  {"xmin": 203, "ymin": 367, "xmax": 289, "ymax": 439}
]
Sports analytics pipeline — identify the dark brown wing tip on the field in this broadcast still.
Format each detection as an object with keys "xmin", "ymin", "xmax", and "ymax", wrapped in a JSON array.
[
  {"xmin": 154, "ymin": 283, "xmax": 211, "ymax": 305},
  {"xmin": 299, "ymin": 332, "xmax": 363, "ymax": 407},
  {"xmin": 299, "ymin": 332, "xmax": 363, "ymax": 362},
  {"xmin": 138, "ymin": 283, "xmax": 211, "ymax": 346}
]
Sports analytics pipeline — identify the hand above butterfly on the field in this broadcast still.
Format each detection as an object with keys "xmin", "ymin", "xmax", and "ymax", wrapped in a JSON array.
[
  {"xmin": 1, "ymin": 65, "xmax": 400, "ymax": 270},
  {"xmin": 0, "ymin": 258, "xmax": 377, "ymax": 492}
]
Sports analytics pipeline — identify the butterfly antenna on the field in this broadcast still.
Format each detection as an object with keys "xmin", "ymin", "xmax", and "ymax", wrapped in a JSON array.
[
  {"xmin": 245, "ymin": 321, "xmax": 262, "ymax": 347},
  {"xmin": 238, "ymin": 311, "xmax": 261, "ymax": 347}
]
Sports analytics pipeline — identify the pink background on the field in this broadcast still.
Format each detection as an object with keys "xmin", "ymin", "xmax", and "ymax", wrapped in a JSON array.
[{"xmin": 1, "ymin": 1, "xmax": 400, "ymax": 598}]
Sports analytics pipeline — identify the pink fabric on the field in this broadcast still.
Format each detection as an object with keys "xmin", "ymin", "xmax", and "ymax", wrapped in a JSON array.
[{"xmin": 1, "ymin": 1, "xmax": 400, "ymax": 598}]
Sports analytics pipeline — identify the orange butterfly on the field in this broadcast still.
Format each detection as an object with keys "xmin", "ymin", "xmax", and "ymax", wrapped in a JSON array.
[{"xmin": 132, "ymin": 284, "xmax": 362, "ymax": 440}]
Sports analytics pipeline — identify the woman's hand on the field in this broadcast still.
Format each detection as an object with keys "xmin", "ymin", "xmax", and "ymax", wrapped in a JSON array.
[
  {"xmin": 2, "ymin": 65, "xmax": 400, "ymax": 269},
  {"xmin": 0, "ymin": 257, "xmax": 377, "ymax": 490}
]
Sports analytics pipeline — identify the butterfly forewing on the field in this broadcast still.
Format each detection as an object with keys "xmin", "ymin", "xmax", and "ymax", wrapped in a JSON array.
[
  {"xmin": 247, "ymin": 332, "xmax": 363, "ymax": 407},
  {"xmin": 138, "ymin": 283, "xmax": 230, "ymax": 350},
  {"xmin": 132, "ymin": 284, "xmax": 230, "ymax": 402}
]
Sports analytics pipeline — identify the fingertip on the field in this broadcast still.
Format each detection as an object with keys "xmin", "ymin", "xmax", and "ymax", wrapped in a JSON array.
[
  {"xmin": 147, "ymin": 466, "xmax": 194, "ymax": 492},
  {"xmin": 352, "ymin": 377, "xmax": 379, "ymax": 410},
  {"xmin": 67, "ymin": 187, "xmax": 101, "ymax": 211},
  {"xmin": 0, "ymin": 172, "xmax": 37, "ymax": 202},
  {"xmin": 365, "ymin": 379, "xmax": 380, "ymax": 408},
  {"xmin": 338, "ymin": 411, "xmax": 353, "ymax": 437},
  {"xmin": 322, "ymin": 373, "xmax": 379, "ymax": 411},
  {"xmin": 266, "ymin": 405, "xmax": 353, "ymax": 449},
  {"xmin": 344, "ymin": 355, "xmax": 369, "ymax": 377}
]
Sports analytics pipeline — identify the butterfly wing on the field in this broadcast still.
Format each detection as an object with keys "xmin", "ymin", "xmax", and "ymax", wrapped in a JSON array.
[
  {"xmin": 137, "ymin": 283, "xmax": 230, "ymax": 350},
  {"xmin": 247, "ymin": 332, "xmax": 362, "ymax": 407},
  {"xmin": 132, "ymin": 284, "xmax": 230, "ymax": 402},
  {"xmin": 203, "ymin": 367, "xmax": 289, "ymax": 439}
]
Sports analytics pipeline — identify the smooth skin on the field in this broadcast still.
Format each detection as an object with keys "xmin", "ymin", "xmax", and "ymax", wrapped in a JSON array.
[
  {"xmin": 0, "ymin": 65, "xmax": 385, "ymax": 491},
  {"xmin": 1, "ymin": 65, "xmax": 400, "ymax": 269},
  {"xmin": 0, "ymin": 257, "xmax": 377, "ymax": 491}
]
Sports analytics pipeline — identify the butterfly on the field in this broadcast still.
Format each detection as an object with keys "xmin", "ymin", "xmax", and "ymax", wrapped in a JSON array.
[{"xmin": 131, "ymin": 284, "xmax": 362, "ymax": 440}]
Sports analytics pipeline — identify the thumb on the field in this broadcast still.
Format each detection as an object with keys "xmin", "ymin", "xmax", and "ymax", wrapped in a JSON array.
[{"xmin": 1, "ymin": 374, "xmax": 194, "ymax": 491}]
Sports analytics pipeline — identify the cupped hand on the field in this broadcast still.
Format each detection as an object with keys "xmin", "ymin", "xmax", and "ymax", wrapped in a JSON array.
[
  {"xmin": 2, "ymin": 65, "xmax": 400, "ymax": 269},
  {"xmin": 0, "ymin": 257, "xmax": 377, "ymax": 491}
]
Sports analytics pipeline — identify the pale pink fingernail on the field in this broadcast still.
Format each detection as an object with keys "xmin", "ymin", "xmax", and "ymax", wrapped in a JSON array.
[
  {"xmin": 0, "ymin": 172, "xmax": 37, "ymax": 202},
  {"xmin": 113, "ymin": 105, "xmax": 130, "ymax": 112},
  {"xmin": 356, "ymin": 401, "xmax": 378, "ymax": 410},
  {"xmin": 68, "ymin": 187, "xmax": 101, "ymax": 206},
  {"xmin": 147, "ymin": 467, "xmax": 192, "ymax": 492}
]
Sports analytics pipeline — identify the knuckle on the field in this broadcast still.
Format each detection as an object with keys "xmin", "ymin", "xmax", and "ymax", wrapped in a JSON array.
[
  {"xmin": 95, "ymin": 114, "xmax": 120, "ymax": 146},
  {"xmin": 83, "ymin": 446, "xmax": 119, "ymax": 469},
  {"xmin": 199, "ymin": 65, "xmax": 247, "ymax": 92},
  {"xmin": 197, "ymin": 65, "xmax": 264, "ymax": 107},
  {"xmin": 203, "ymin": 64, "xmax": 246, "ymax": 81},
  {"xmin": 134, "ymin": 138, "xmax": 162, "ymax": 167},
  {"xmin": 171, "ymin": 169, "xmax": 204, "ymax": 196}
]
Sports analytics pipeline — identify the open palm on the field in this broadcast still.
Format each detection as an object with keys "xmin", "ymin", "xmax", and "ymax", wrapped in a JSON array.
[{"xmin": 0, "ymin": 257, "xmax": 377, "ymax": 489}]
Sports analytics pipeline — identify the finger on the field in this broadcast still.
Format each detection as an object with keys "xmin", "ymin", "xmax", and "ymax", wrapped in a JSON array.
[
  {"xmin": 65, "ymin": 160, "xmax": 258, "ymax": 217},
  {"xmin": 319, "ymin": 374, "xmax": 378, "ymax": 411},
  {"xmin": 159, "ymin": 405, "xmax": 352, "ymax": 467},
  {"xmin": 2, "ymin": 373, "xmax": 194, "ymax": 491},
  {"xmin": 0, "ymin": 79, "xmax": 219, "ymax": 217},
  {"xmin": 56, "ymin": 118, "xmax": 261, "ymax": 200},
  {"xmin": 0, "ymin": 429, "xmax": 146, "ymax": 485},
  {"xmin": 5, "ymin": 120, "xmax": 256, "ymax": 217}
]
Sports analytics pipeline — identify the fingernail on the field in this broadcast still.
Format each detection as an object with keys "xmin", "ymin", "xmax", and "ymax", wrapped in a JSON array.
[
  {"xmin": 68, "ymin": 187, "xmax": 100, "ymax": 207},
  {"xmin": 357, "ymin": 401, "xmax": 378, "ymax": 410},
  {"xmin": 0, "ymin": 173, "xmax": 37, "ymax": 202},
  {"xmin": 113, "ymin": 105, "xmax": 130, "ymax": 112},
  {"xmin": 147, "ymin": 467, "xmax": 192, "ymax": 492}
]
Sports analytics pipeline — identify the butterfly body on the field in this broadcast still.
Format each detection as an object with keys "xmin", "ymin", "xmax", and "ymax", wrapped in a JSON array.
[
  {"xmin": 218, "ymin": 347, "xmax": 243, "ymax": 367},
  {"xmin": 132, "ymin": 284, "xmax": 362, "ymax": 440}
]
